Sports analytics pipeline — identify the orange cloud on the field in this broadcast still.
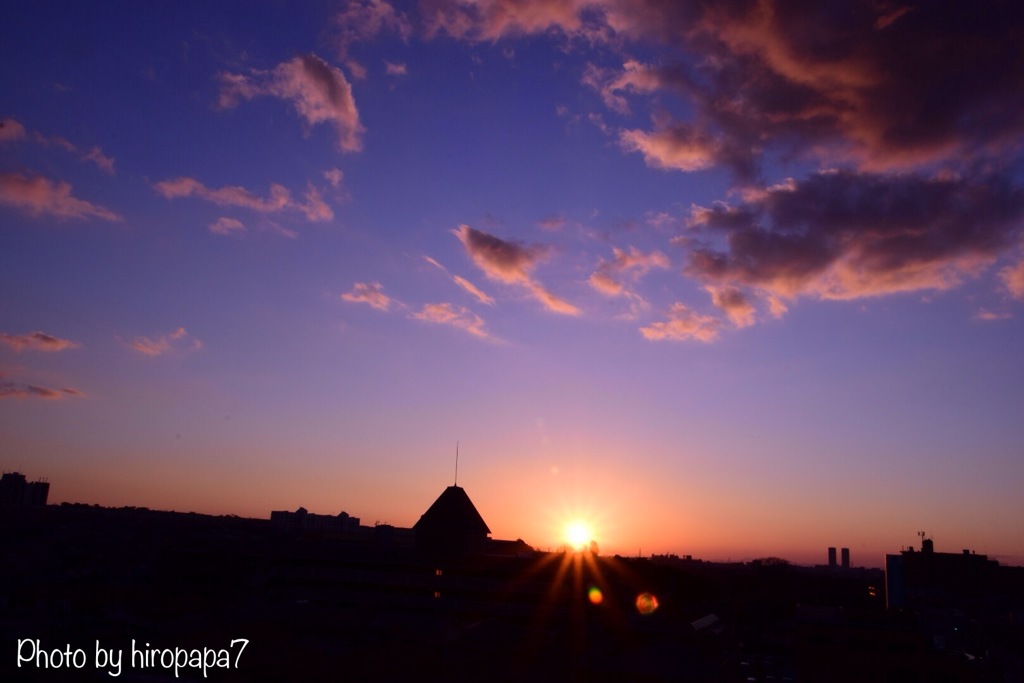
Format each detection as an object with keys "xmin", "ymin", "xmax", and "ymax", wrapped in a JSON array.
[
  {"xmin": 1, "ymin": 331, "xmax": 81, "ymax": 353},
  {"xmin": 706, "ymin": 286, "xmax": 756, "ymax": 328},
  {"xmin": 589, "ymin": 246, "xmax": 669, "ymax": 297},
  {"xmin": 126, "ymin": 327, "xmax": 201, "ymax": 356},
  {"xmin": 333, "ymin": 0, "xmax": 412, "ymax": 57},
  {"xmin": 453, "ymin": 275, "xmax": 495, "ymax": 306},
  {"xmin": 423, "ymin": 0, "xmax": 590, "ymax": 41},
  {"xmin": 341, "ymin": 282, "xmax": 391, "ymax": 310},
  {"xmin": 1001, "ymin": 260, "xmax": 1024, "ymax": 300},
  {"xmin": 619, "ymin": 124, "xmax": 719, "ymax": 173},
  {"xmin": 583, "ymin": 60, "xmax": 664, "ymax": 115},
  {"xmin": 424, "ymin": 255, "xmax": 496, "ymax": 306},
  {"xmin": 0, "ymin": 118, "xmax": 27, "ymax": 143},
  {"xmin": 411, "ymin": 302, "xmax": 493, "ymax": 340},
  {"xmin": 453, "ymin": 224, "xmax": 579, "ymax": 315},
  {"xmin": 0, "ymin": 172, "xmax": 121, "ymax": 221},
  {"xmin": 640, "ymin": 303, "xmax": 720, "ymax": 343},
  {"xmin": 300, "ymin": 185, "xmax": 333, "ymax": 222},
  {"xmin": 154, "ymin": 177, "xmax": 333, "ymax": 222},
  {"xmin": 219, "ymin": 54, "xmax": 364, "ymax": 153}
]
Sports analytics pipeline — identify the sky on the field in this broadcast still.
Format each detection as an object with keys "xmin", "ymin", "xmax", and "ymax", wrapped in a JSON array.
[{"xmin": 2, "ymin": 0, "xmax": 1023, "ymax": 567}]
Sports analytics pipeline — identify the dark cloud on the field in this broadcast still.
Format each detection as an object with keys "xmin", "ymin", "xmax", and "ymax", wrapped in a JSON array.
[
  {"xmin": 604, "ymin": 0, "xmax": 1024, "ymax": 173},
  {"xmin": 685, "ymin": 169, "xmax": 1024, "ymax": 301},
  {"xmin": 453, "ymin": 224, "xmax": 548, "ymax": 283},
  {"xmin": 454, "ymin": 225, "xmax": 579, "ymax": 314}
]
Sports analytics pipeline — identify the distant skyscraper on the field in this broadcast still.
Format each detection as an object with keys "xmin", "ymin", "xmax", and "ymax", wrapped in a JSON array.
[
  {"xmin": 841, "ymin": 547, "xmax": 850, "ymax": 569},
  {"xmin": 828, "ymin": 546, "xmax": 837, "ymax": 567}
]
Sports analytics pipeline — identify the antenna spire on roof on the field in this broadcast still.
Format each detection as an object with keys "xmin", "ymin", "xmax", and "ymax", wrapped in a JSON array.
[{"xmin": 455, "ymin": 441, "xmax": 459, "ymax": 486}]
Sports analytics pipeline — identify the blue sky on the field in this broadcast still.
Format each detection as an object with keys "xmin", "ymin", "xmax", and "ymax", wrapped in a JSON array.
[{"xmin": 2, "ymin": 1, "xmax": 1023, "ymax": 565}]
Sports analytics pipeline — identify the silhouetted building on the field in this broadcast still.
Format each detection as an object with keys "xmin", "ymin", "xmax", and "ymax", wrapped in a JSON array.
[
  {"xmin": 841, "ymin": 547, "xmax": 850, "ymax": 569},
  {"xmin": 270, "ymin": 507, "xmax": 360, "ymax": 534},
  {"xmin": 0, "ymin": 472, "xmax": 49, "ymax": 506},
  {"xmin": 885, "ymin": 537, "xmax": 999, "ymax": 611},
  {"xmin": 413, "ymin": 485, "xmax": 491, "ymax": 559},
  {"xmin": 828, "ymin": 546, "xmax": 837, "ymax": 567}
]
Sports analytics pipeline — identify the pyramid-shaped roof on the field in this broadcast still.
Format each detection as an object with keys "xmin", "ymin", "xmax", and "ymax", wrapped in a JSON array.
[{"xmin": 413, "ymin": 485, "xmax": 491, "ymax": 536}]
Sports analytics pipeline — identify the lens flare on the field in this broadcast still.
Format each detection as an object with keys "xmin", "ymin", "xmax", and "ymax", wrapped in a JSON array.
[
  {"xmin": 635, "ymin": 592, "xmax": 659, "ymax": 615},
  {"xmin": 588, "ymin": 586, "xmax": 603, "ymax": 605}
]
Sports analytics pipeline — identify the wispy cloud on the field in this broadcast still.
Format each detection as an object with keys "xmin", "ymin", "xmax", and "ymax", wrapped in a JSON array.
[
  {"xmin": 333, "ymin": 0, "xmax": 412, "ymax": 57},
  {"xmin": 452, "ymin": 275, "xmax": 495, "ymax": 306},
  {"xmin": 411, "ymin": 302, "xmax": 493, "ymax": 340},
  {"xmin": 582, "ymin": 60, "xmax": 666, "ymax": 116},
  {"xmin": 154, "ymin": 176, "xmax": 333, "ymax": 222},
  {"xmin": 423, "ymin": 255, "xmax": 495, "ymax": 305},
  {"xmin": 536, "ymin": 213, "xmax": 567, "ymax": 231},
  {"xmin": 1, "ymin": 331, "xmax": 81, "ymax": 353},
  {"xmin": 219, "ymin": 54, "xmax": 364, "ymax": 153},
  {"xmin": 81, "ymin": 146, "xmax": 115, "ymax": 174},
  {"xmin": 453, "ymin": 224, "xmax": 579, "ymax": 315},
  {"xmin": 341, "ymin": 282, "xmax": 391, "ymax": 310},
  {"xmin": 975, "ymin": 309, "xmax": 1012, "ymax": 322},
  {"xmin": 324, "ymin": 167, "xmax": 344, "ymax": 188},
  {"xmin": 589, "ymin": 245, "xmax": 669, "ymax": 297},
  {"xmin": 0, "ymin": 382, "xmax": 83, "ymax": 400},
  {"xmin": 640, "ymin": 303, "xmax": 720, "ymax": 343},
  {"xmin": 1, "ymin": 117, "xmax": 115, "ymax": 173},
  {"xmin": 126, "ymin": 327, "xmax": 201, "ymax": 356},
  {"xmin": 385, "ymin": 61, "xmax": 408, "ymax": 76},
  {"xmin": 208, "ymin": 216, "xmax": 245, "ymax": 236},
  {"xmin": 0, "ymin": 172, "xmax": 121, "ymax": 221}
]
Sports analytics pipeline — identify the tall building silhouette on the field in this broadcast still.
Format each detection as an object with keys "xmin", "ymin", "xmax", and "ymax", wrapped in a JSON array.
[
  {"xmin": 413, "ymin": 485, "xmax": 491, "ymax": 559},
  {"xmin": 0, "ymin": 472, "xmax": 49, "ymax": 506}
]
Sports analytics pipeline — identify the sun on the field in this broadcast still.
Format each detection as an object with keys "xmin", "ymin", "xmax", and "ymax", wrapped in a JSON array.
[{"xmin": 565, "ymin": 520, "xmax": 593, "ymax": 551}]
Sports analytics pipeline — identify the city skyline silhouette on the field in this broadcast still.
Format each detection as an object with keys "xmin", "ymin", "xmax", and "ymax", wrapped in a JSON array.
[
  {"xmin": 3, "ymin": 1, "xmax": 1024, "ymax": 575},
  {"xmin": 5, "ymin": 471, "xmax": 1023, "ymax": 681}
]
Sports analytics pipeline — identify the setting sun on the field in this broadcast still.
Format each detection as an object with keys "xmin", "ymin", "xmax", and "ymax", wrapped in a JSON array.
[{"xmin": 565, "ymin": 520, "xmax": 593, "ymax": 550}]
